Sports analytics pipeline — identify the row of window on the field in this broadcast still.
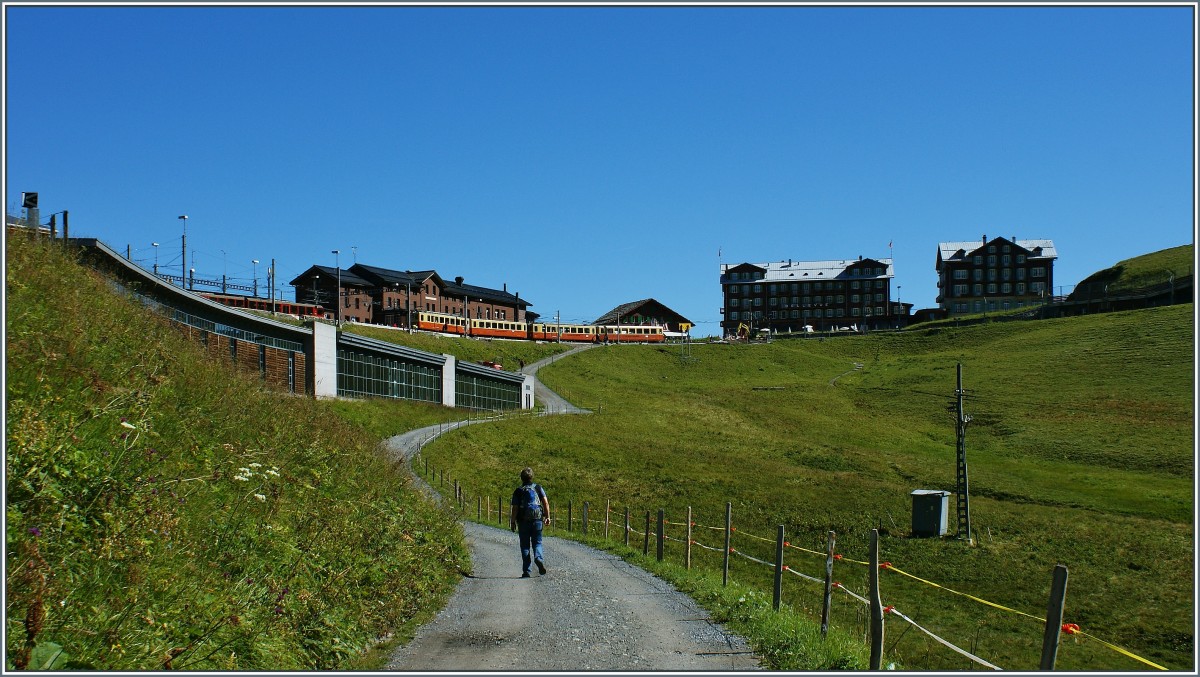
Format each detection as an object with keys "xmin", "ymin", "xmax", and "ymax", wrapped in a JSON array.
[
  {"xmin": 729, "ymin": 307, "xmax": 887, "ymax": 320},
  {"xmin": 952, "ymin": 299, "xmax": 1030, "ymax": 313},
  {"xmin": 728, "ymin": 280, "xmax": 886, "ymax": 294},
  {"xmin": 729, "ymin": 293, "xmax": 885, "ymax": 308},
  {"xmin": 951, "ymin": 266, "xmax": 1046, "ymax": 281},
  {"xmin": 456, "ymin": 372, "xmax": 521, "ymax": 411},
  {"xmin": 950, "ymin": 282, "xmax": 1047, "ymax": 297}
]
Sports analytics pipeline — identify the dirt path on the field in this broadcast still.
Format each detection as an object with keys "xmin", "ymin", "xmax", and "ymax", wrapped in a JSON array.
[{"xmin": 381, "ymin": 346, "xmax": 760, "ymax": 671}]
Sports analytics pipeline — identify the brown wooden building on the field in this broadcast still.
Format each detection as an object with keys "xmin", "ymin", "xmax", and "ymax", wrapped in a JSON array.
[
  {"xmin": 593, "ymin": 299, "xmax": 693, "ymax": 337},
  {"xmin": 289, "ymin": 263, "xmax": 531, "ymax": 328},
  {"xmin": 936, "ymin": 236, "xmax": 1057, "ymax": 316},
  {"xmin": 720, "ymin": 257, "xmax": 896, "ymax": 335}
]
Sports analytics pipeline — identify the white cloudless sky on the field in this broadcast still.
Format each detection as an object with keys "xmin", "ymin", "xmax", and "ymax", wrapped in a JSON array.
[{"xmin": 4, "ymin": 3, "xmax": 1195, "ymax": 336}]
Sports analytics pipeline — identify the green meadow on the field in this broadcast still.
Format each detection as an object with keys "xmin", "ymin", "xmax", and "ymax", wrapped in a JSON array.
[{"xmin": 418, "ymin": 306, "xmax": 1194, "ymax": 670}]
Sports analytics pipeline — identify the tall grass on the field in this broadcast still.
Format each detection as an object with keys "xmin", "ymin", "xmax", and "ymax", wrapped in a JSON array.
[
  {"xmin": 5, "ymin": 235, "xmax": 467, "ymax": 670},
  {"xmin": 421, "ymin": 309, "xmax": 1194, "ymax": 670}
]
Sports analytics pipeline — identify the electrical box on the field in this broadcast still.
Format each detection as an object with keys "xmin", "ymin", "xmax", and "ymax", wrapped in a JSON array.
[{"xmin": 910, "ymin": 490, "xmax": 950, "ymax": 537}]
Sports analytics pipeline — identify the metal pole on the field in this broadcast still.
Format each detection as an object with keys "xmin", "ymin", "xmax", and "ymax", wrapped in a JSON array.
[
  {"xmin": 723, "ymin": 502, "xmax": 732, "ymax": 586},
  {"xmin": 605, "ymin": 500, "xmax": 611, "ymax": 540},
  {"xmin": 869, "ymin": 529, "xmax": 884, "ymax": 670},
  {"xmin": 822, "ymin": 531, "xmax": 836, "ymax": 638},
  {"xmin": 624, "ymin": 507, "xmax": 630, "ymax": 547},
  {"xmin": 656, "ymin": 509, "xmax": 665, "ymax": 562},
  {"xmin": 685, "ymin": 506, "xmax": 693, "ymax": 570},
  {"xmin": 582, "ymin": 502, "xmax": 589, "ymax": 535},
  {"xmin": 956, "ymin": 363, "xmax": 973, "ymax": 544},
  {"xmin": 643, "ymin": 511, "xmax": 651, "ymax": 556},
  {"xmin": 773, "ymin": 525, "xmax": 785, "ymax": 611},
  {"xmin": 1040, "ymin": 565, "xmax": 1070, "ymax": 670}
]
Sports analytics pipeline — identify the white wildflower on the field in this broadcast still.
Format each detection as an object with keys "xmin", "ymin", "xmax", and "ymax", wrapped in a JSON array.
[
  {"xmin": 120, "ymin": 421, "xmax": 137, "ymax": 430},
  {"xmin": 254, "ymin": 494, "xmax": 266, "ymax": 502},
  {"xmin": 249, "ymin": 462, "xmax": 262, "ymax": 469},
  {"xmin": 266, "ymin": 469, "xmax": 280, "ymax": 477}
]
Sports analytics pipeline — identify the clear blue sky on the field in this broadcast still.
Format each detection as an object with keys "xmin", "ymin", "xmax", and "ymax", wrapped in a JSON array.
[{"xmin": 4, "ymin": 3, "xmax": 1195, "ymax": 336}]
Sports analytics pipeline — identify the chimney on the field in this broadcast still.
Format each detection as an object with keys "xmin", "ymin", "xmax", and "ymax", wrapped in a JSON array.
[
  {"xmin": 982, "ymin": 234, "xmax": 987, "ymax": 245},
  {"xmin": 503, "ymin": 282, "xmax": 507, "ymax": 292},
  {"xmin": 455, "ymin": 276, "xmax": 464, "ymax": 286}
]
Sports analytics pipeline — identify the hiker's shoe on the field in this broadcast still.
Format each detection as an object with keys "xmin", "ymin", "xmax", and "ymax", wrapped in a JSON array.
[
  {"xmin": 536, "ymin": 559, "xmax": 547, "ymax": 575},
  {"xmin": 521, "ymin": 572, "xmax": 531, "ymax": 578}
]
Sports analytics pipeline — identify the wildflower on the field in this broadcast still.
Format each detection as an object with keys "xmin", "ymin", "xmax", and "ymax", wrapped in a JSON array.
[
  {"xmin": 120, "ymin": 421, "xmax": 137, "ymax": 430},
  {"xmin": 234, "ymin": 475, "xmax": 250, "ymax": 482},
  {"xmin": 249, "ymin": 463, "xmax": 262, "ymax": 469},
  {"xmin": 28, "ymin": 527, "xmax": 41, "ymax": 537},
  {"xmin": 254, "ymin": 494, "xmax": 266, "ymax": 502},
  {"xmin": 266, "ymin": 469, "xmax": 280, "ymax": 477}
]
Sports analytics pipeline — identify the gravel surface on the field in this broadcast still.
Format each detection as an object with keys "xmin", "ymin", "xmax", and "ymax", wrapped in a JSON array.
[
  {"xmin": 386, "ymin": 522, "xmax": 758, "ymax": 671},
  {"xmin": 380, "ymin": 348, "xmax": 760, "ymax": 671}
]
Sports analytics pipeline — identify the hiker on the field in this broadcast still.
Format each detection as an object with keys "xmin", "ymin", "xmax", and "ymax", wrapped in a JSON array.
[{"xmin": 510, "ymin": 466, "xmax": 551, "ymax": 578}]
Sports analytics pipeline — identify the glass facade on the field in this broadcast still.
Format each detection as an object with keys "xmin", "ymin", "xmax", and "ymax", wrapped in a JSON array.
[
  {"xmin": 337, "ymin": 350, "xmax": 442, "ymax": 403},
  {"xmin": 455, "ymin": 371, "xmax": 522, "ymax": 411}
]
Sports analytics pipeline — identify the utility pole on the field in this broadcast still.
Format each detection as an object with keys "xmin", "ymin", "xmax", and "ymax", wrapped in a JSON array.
[
  {"xmin": 954, "ymin": 362, "xmax": 973, "ymax": 544},
  {"xmin": 178, "ymin": 215, "xmax": 188, "ymax": 288}
]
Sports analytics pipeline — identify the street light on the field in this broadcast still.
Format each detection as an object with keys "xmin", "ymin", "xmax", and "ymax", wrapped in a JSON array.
[
  {"xmin": 331, "ymin": 250, "xmax": 341, "ymax": 325},
  {"xmin": 152, "ymin": 242, "xmax": 159, "ymax": 275},
  {"xmin": 252, "ymin": 259, "xmax": 259, "ymax": 297},
  {"xmin": 220, "ymin": 249, "xmax": 227, "ymax": 293}
]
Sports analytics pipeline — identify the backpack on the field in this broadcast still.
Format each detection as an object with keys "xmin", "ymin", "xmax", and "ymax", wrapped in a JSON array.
[{"xmin": 516, "ymin": 483, "xmax": 543, "ymax": 522}]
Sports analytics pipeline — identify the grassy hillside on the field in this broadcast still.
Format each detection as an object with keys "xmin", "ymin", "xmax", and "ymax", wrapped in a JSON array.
[
  {"xmin": 1074, "ymin": 243, "xmax": 1193, "ymax": 293},
  {"xmin": 5, "ymin": 235, "xmax": 467, "ymax": 670},
  {"xmin": 420, "ymin": 307, "xmax": 1194, "ymax": 670}
]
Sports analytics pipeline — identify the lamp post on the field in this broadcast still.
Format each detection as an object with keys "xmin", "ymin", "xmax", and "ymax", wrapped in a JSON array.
[
  {"xmin": 331, "ymin": 250, "xmax": 341, "ymax": 325},
  {"xmin": 152, "ymin": 242, "xmax": 159, "ymax": 276},
  {"xmin": 178, "ymin": 215, "xmax": 188, "ymax": 288},
  {"xmin": 252, "ymin": 259, "xmax": 259, "ymax": 297},
  {"xmin": 405, "ymin": 272, "xmax": 413, "ymax": 333},
  {"xmin": 220, "ymin": 249, "xmax": 227, "ymax": 293}
]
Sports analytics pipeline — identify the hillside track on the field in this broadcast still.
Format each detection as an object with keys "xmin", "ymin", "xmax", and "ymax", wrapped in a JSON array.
[{"xmin": 380, "ymin": 346, "xmax": 760, "ymax": 671}]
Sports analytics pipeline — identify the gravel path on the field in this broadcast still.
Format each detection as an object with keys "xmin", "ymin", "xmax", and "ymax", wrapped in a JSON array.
[{"xmin": 380, "ymin": 346, "xmax": 760, "ymax": 671}]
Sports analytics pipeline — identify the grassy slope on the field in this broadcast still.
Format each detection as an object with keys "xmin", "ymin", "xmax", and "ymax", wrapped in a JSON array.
[
  {"xmin": 5, "ymin": 236, "xmax": 467, "ymax": 670},
  {"xmin": 420, "ymin": 307, "xmax": 1194, "ymax": 671},
  {"xmin": 1075, "ymin": 243, "xmax": 1193, "ymax": 292}
]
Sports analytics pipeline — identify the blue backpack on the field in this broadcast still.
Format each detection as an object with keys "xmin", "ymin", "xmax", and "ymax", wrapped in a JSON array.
[{"xmin": 516, "ymin": 483, "xmax": 543, "ymax": 522}]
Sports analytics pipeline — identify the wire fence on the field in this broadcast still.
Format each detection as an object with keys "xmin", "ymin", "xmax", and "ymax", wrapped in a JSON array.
[{"xmin": 415, "ymin": 460, "xmax": 1171, "ymax": 672}]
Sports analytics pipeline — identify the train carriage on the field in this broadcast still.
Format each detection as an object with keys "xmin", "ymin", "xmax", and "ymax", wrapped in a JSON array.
[
  {"xmin": 417, "ymin": 311, "xmax": 468, "ymax": 335},
  {"xmin": 531, "ymin": 323, "xmax": 599, "ymax": 343},
  {"xmin": 470, "ymin": 318, "xmax": 529, "ymax": 340},
  {"xmin": 600, "ymin": 325, "xmax": 666, "ymax": 343}
]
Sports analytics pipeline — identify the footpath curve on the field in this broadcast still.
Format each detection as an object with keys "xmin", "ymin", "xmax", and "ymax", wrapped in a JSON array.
[{"xmin": 380, "ymin": 344, "xmax": 759, "ymax": 671}]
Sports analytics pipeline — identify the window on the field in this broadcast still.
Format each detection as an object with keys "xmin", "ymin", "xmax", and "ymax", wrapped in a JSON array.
[
  {"xmin": 1017, "ymin": 254, "xmax": 1026, "ymax": 264},
  {"xmin": 874, "ymin": 293, "xmax": 883, "ymax": 302},
  {"xmin": 852, "ymin": 308, "xmax": 861, "ymax": 317},
  {"xmin": 1002, "ymin": 283, "xmax": 1012, "ymax": 293},
  {"xmin": 973, "ymin": 284, "xmax": 982, "ymax": 296},
  {"xmin": 1003, "ymin": 268, "xmax": 1012, "ymax": 281},
  {"xmin": 852, "ymin": 294, "xmax": 860, "ymax": 303},
  {"xmin": 974, "ymin": 256, "xmax": 983, "ymax": 265},
  {"xmin": 852, "ymin": 280, "xmax": 860, "ymax": 289},
  {"xmin": 1017, "ymin": 283, "xmax": 1026, "ymax": 294},
  {"xmin": 987, "ymin": 283, "xmax": 997, "ymax": 294},
  {"xmin": 974, "ymin": 269, "xmax": 983, "ymax": 281},
  {"xmin": 836, "ymin": 295, "xmax": 845, "ymax": 304},
  {"xmin": 988, "ymin": 269, "xmax": 997, "ymax": 282},
  {"xmin": 953, "ymin": 284, "xmax": 968, "ymax": 296},
  {"xmin": 1032, "ymin": 267, "xmax": 1046, "ymax": 278},
  {"xmin": 1018, "ymin": 268, "xmax": 1027, "ymax": 281},
  {"xmin": 754, "ymin": 284, "xmax": 763, "ymax": 293},
  {"xmin": 954, "ymin": 270, "xmax": 968, "ymax": 280},
  {"xmin": 1002, "ymin": 254, "xmax": 1011, "ymax": 265}
]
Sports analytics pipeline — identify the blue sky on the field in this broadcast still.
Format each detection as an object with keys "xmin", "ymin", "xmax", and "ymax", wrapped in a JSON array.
[{"xmin": 4, "ymin": 3, "xmax": 1195, "ymax": 336}]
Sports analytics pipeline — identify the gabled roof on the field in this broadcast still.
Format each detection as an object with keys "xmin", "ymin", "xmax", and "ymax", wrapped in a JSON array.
[
  {"xmin": 443, "ymin": 278, "xmax": 531, "ymax": 309},
  {"xmin": 287, "ymin": 265, "xmax": 373, "ymax": 287},
  {"xmin": 937, "ymin": 237, "xmax": 1057, "ymax": 264},
  {"xmin": 593, "ymin": 298, "xmax": 693, "ymax": 326},
  {"xmin": 349, "ymin": 263, "xmax": 441, "ymax": 288}
]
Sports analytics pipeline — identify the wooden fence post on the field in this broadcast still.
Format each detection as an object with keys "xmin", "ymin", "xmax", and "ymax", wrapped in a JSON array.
[
  {"xmin": 477, "ymin": 495, "xmax": 482, "ymax": 521},
  {"xmin": 568, "ymin": 500, "xmax": 573, "ymax": 532},
  {"xmin": 723, "ymin": 502, "xmax": 732, "ymax": 586},
  {"xmin": 822, "ymin": 531, "xmax": 836, "ymax": 638},
  {"xmin": 869, "ymin": 529, "xmax": 884, "ymax": 670},
  {"xmin": 582, "ymin": 501, "xmax": 590, "ymax": 535},
  {"xmin": 656, "ymin": 509, "xmax": 665, "ymax": 562},
  {"xmin": 624, "ymin": 507, "xmax": 630, "ymax": 547},
  {"xmin": 773, "ymin": 525, "xmax": 785, "ymax": 611},
  {"xmin": 1040, "ymin": 564, "xmax": 1070, "ymax": 670},
  {"xmin": 605, "ymin": 500, "xmax": 611, "ymax": 540},
  {"xmin": 685, "ymin": 506, "xmax": 693, "ymax": 570},
  {"xmin": 643, "ymin": 511, "xmax": 651, "ymax": 556},
  {"xmin": 498, "ymin": 494, "xmax": 503, "ymax": 526}
]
